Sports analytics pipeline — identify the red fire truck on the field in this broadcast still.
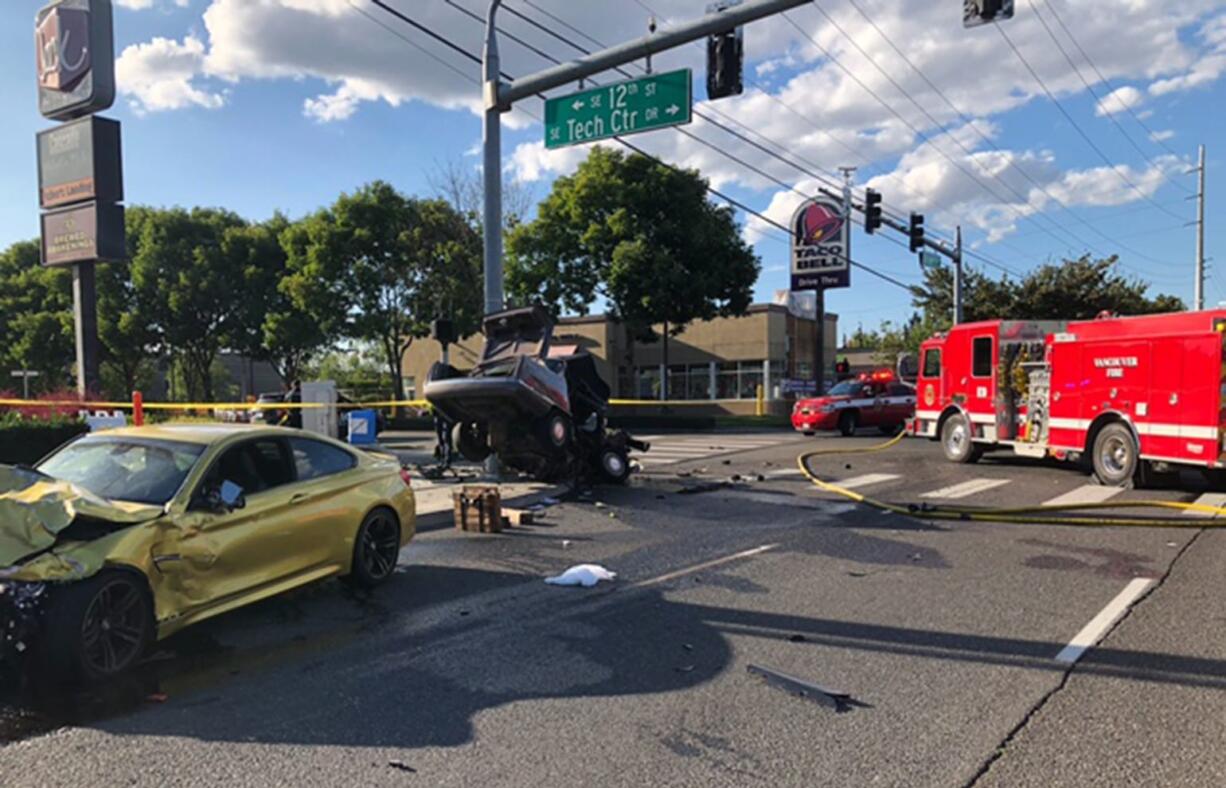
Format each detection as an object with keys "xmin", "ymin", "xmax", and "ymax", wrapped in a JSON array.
[{"xmin": 911, "ymin": 311, "xmax": 1226, "ymax": 487}]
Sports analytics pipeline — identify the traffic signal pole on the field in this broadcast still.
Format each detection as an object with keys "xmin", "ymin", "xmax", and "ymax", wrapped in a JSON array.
[{"xmin": 480, "ymin": 0, "xmax": 811, "ymax": 314}]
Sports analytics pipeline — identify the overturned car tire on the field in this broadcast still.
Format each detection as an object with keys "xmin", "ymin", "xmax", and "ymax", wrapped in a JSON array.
[
  {"xmin": 596, "ymin": 448, "xmax": 631, "ymax": 484},
  {"xmin": 453, "ymin": 422, "xmax": 491, "ymax": 463}
]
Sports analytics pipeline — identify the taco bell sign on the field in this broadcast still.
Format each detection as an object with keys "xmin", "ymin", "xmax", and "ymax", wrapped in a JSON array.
[
  {"xmin": 790, "ymin": 196, "xmax": 851, "ymax": 291},
  {"xmin": 35, "ymin": 0, "xmax": 115, "ymax": 121}
]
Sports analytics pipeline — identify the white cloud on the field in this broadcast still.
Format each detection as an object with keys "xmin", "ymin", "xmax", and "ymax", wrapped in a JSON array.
[
  {"xmin": 105, "ymin": 0, "xmax": 1224, "ymax": 251},
  {"xmin": 1149, "ymin": 129, "xmax": 1176, "ymax": 142},
  {"xmin": 1149, "ymin": 12, "xmax": 1226, "ymax": 95},
  {"xmin": 1094, "ymin": 85, "xmax": 1144, "ymax": 116},
  {"xmin": 115, "ymin": 35, "xmax": 225, "ymax": 113},
  {"xmin": 116, "ymin": 0, "xmax": 191, "ymax": 8}
]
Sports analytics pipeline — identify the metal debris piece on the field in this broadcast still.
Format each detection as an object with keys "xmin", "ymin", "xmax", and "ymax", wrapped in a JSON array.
[
  {"xmin": 788, "ymin": 634, "xmax": 808, "ymax": 643},
  {"xmin": 746, "ymin": 664, "xmax": 867, "ymax": 712},
  {"xmin": 682, "ymin": 643, "xmax": 693, "ymax": 651},
  {"xmin": 675, "ymin": 664, "xmax": 695, "ymax": 673},
  {"xmin": 388, "ymin": 760, "xmax": 416, "ymax": 773}
]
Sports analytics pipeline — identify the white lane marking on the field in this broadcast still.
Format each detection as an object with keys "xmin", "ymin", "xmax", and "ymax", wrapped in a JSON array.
[
  {"xmin": 834, "ymin": 473, "xmax": 901, "ymax": 490},
  {"xmin": 1054, "ymin": 578, "xmax": 1155, "ymax": 664},
  {"xmin": 1182, "ymin": 492, "xmax": 1226, "ymax": 518},
  {"xmin": 920, "ymin": 478, "xmax": 1010, "ymax": 500},
  {"xmin": 630, "ymin": 544, "xmax": 778, "ymax": 589},
  {"xmin": 762, "ymin": 469, "xmax": 805, "ymax": 479},
  {"xmin": 1043, "ymin": 485, "xmax": 1123, "ymax": 507}
]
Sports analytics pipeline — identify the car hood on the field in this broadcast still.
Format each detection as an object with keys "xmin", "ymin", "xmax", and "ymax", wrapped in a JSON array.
[
  {"xmin": 0, "ymin": 465, "xmax": 164, "ymax": 568},
  {"xmin": 797, "ymin": 396, "xmax": 849, "ymax": 408}
]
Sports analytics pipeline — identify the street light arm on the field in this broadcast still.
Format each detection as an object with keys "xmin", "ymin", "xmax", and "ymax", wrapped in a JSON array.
[{"xmin": 499, "ymin": 0, "xmax": 809, "ymax": 105}]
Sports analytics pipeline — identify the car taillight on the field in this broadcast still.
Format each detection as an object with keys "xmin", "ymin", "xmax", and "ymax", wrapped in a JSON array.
[{"xmin": 399, "ymin": 468, "xmax": 413, "ymax": 488}]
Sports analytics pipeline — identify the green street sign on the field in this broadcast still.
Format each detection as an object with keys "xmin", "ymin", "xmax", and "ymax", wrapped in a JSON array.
[
  {"xmin": 919, "ymin": 250, "xmax": 943, "ymax": 271},
  {"xmin": 544, "ymin": 69, "xmax": 692, "ymax": 149}
]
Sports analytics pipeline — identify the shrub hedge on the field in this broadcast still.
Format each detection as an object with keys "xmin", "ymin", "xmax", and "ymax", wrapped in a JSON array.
[{"xmin": 0, "ymin": 415, "xmax": 88, "ymax": 466}]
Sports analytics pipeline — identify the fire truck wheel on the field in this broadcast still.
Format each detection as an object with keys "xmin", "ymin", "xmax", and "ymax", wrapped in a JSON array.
[
  {"xmin": 940, "ymin": 413, "xmax": 982, "ymax": 464},
  {"xmin": 838, "ymin": 411, "xmax": 859, "ymax": 437},
  {"xmin": 1092, "ymin": 423, "xmax": 1138, "ymax": 488}
]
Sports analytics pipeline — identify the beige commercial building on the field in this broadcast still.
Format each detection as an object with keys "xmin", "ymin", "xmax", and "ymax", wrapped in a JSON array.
[{"xmin": 402, "ymin": 303, "xmax": 837, "ymax": 415}]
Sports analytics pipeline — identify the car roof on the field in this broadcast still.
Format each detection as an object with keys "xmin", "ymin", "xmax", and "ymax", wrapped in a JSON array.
[{"xmin": 89, "ymin": 423, "xmax": 295, "ymax": 445}]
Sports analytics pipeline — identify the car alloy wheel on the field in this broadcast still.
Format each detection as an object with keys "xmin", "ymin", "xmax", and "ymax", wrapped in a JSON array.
[
  {"xmin": 360, "ymin": 510, "xmax": 401, "ymax": 582},
  {"xmin": 79, "ymin": 577, "xmax": 150, "ymax": 677}
]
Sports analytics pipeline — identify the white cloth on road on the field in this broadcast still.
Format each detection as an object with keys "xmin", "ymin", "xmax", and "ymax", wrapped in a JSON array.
[{"xmin": 545, "ymin": 564, "xmax": 617, "ymax": 587}]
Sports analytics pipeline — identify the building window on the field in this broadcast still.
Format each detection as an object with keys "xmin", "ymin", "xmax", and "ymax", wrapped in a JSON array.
[
  {"xmin": 739, "ymin": 361, "xmax": 764, "ymax": 399},
  {"xmin": 972, "ymin": 337, "xmax": 993, "ymax": 378},
  {"xmin": 636, "ymin": 367, "xmax": 660, "ymax": 399},
  {"xmin": 716, "ymin": 362, "xmax": 739, "ymax": 399}
]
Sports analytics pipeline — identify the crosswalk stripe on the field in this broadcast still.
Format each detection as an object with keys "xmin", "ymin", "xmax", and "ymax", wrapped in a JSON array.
[
  {"xmin": 1043, "ymin": 485, "xmax": 1122, "ymax": 507},
  {"xmin": 1182, "ymin": 492, "xmax": 1226, "ymax": 518},
  {"xmin": 834, "ymin": 473, "xmax": 900, "ymax": 489},
  {"xmin": 920, "ymin": 478, "xmax": 1010, "ymax": 500}
]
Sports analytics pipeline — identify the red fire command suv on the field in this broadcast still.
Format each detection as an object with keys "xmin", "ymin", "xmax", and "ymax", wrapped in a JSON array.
[{"xmin": 792, "ymin": 371, "xmax": 916, "ymax": 436}]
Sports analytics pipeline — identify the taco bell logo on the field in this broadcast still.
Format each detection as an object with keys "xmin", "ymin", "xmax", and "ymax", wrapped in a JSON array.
[
  {"xmin": 790, "ymin": 197, "xmax": 850, "ymax": 291},
  {"xmin": 36, "ymin": 5, "xmax": 92, "ymax": 92}
]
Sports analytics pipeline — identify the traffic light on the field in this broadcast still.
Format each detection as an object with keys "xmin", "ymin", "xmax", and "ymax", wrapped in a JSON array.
[
  {"xmin": 908, "ymin": 213, "xmax": 925, "ymax": 253},
  {"xmin": 706, "ymin": 28, "xmax": 743, "ymax": 99},
  {"xmin": 431, "ymin": 318, "xmax": 456, "ymax": 346},
  {"xmin": 864, "ymin": 188, "xmax": 883, "ymax": 234},
  {"xmin": 963, "ymin": 0, "xmax": 1014, "ymax": 28}
]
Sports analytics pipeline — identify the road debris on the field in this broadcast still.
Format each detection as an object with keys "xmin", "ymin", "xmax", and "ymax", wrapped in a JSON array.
[
  {"xmin": 388, "ymin": 760, "xmax": 416, "ymax": 773},
  {"xmin": 145, "ymin": 692, "xmax": 169, "ymax": 704},
  {"xmin": 788, "ymin": 634, "xmax": 808, "ymax": 643},
  {"xmin": 747, "ymin": 664, "xmax": 867, "ymax": 712},
  {"xmin": 545, "ymin": 564, "xmax": 617, "ymax": 587},
  {"xmin": 675, "ymin": 664, "xmax": 695, "ymax": 673},
  {"xmin": 561, "ymin": 540, "xmax": 572, "ymax": 549}
]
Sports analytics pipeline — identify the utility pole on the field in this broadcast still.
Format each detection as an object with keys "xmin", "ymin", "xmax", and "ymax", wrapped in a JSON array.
[
  {"xmin": 480, "ymin": 0, "xmax": 812, "ymax": 314},
  {"xmin": 954, "ymin": 226, "xmax": 964, "ymax": 325},
  {"xmin": 482, "ymin": 0, "xmax": 504, "ymax": 316},
  {"xmin": 1194, "ymin": 144, "xmax": 1206, "ymax": 311}
]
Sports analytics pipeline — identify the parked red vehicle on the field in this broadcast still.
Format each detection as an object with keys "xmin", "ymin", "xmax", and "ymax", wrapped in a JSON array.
[
  {"xmin": 911, "ymin": 311, "xmax": 1226, "ymax": 486},
  {"xmin": 792, "ymin": 371, "xmax": 916, "ymax": 436}
]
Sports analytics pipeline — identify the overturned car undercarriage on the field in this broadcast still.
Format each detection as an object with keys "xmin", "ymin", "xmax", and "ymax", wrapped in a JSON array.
[{"xmin": 424, "ymin": 306, "xmax": 649, "ymax": 484}]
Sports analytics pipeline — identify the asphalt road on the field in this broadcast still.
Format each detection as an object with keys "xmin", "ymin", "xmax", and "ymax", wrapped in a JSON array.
[{"xmin": 3, "ymin": 429, "xmax": 1226, "ymax": 786}]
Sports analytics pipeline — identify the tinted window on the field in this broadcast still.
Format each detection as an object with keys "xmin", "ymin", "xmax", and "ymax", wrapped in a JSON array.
[
  {"xmin": 826, "ymin": 380, "xmax": 861, "ymax": 397},
  {"xmin": 972, "ymin": 337, "xmax": 993, "ymax": 377},
  {"xmin": 203, "ymin": 439, "xmax": 294, "ymax": 497},
  {"xmin": 39, "ymin": 437, "xmax": 205, "ymax": 505},
  {"xmin": 922, "ymin": 349, "xmax": 941, "ymax": 377},
  {"xmin": 290, "ymin": 438, "xmax": 357, "ymax": 481},
  {"xmin": 888, "ymin": 383, "xmax": 914, "ymax": 397}
]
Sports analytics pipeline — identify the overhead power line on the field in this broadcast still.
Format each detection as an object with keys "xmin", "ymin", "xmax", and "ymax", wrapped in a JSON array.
[
  {"xmin": 993, "ymin": 21, "xmax": 1186, "ymax": 223},
  {"xmin": 350, "ymin": 1, "xmax": 924, "ymax": 296},
  {"xmin": 1039, "ymin": 0, "xmax": 1188, "ymax": 162},
  {"xmin": 828, "ymin": 0, "xmax": 1187, "ymax": 276},
  {"xmin": 1030, "ymin": 0, "xmax": 1193, "ymax": 196}
]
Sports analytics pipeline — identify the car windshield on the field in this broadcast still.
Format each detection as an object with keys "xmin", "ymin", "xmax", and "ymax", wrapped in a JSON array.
[
  {"xmin": 37, "ymin": 437, "xmax": 207, "ymax": 506},
  {"xmin": 827, "ymin": 380, "xmax": 864, "ymax": 397}
]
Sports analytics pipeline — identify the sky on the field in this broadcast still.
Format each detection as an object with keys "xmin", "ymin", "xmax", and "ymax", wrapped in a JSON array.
[{"xmin": 2, "ymin": 0, "xmax": 1224, "ymax": 337}]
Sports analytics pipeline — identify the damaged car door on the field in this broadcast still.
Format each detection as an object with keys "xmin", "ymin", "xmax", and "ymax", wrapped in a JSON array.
[{"xmin": 151, "ymin": 437, "xmax": 301, "ymax": 618}]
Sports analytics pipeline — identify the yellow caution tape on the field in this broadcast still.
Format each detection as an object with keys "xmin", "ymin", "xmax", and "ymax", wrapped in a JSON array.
[
  {"xmin": 797, "ymin": 432, "xmax": 1226, "ymax": 527},
  {"xmin": 0, "ymin": 398, "xmax": 432, "ymax": 411}
]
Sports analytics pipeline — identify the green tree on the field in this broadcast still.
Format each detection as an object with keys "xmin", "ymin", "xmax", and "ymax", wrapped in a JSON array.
[
  {"xmin": 912, "ymin": 255, "xmax": 1183, "ymax": 326},
  {"xmin": 129, "ymin": 207, "xmax": 248, "ymax": 401},
  {"xmin": 0, "ymin": 240, "xmax": 74, "ymax": 393},
  {"xmin": 506, "ymin": 147, "xmax": 759, "ymax": 382},
  {"xmin": 282, "ymin": 181, "xmax": 482, "ymax": 400}
]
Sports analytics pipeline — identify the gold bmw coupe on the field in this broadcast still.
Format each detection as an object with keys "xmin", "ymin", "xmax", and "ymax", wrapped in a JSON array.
[{"xmin": 0, "ymin": 424, "xmax": 415, "ymax": 681}]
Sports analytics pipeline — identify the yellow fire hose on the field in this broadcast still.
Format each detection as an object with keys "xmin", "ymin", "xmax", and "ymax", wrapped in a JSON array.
[{"xmin": 797, "ymin": 433, "xmax": 1226, "ymax": 527}]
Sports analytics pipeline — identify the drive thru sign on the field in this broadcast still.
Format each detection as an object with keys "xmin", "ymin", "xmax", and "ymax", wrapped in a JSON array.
[{"xmin": 544, "ymin": 69, "xmax": 692, "ymax": 149}]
